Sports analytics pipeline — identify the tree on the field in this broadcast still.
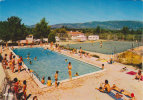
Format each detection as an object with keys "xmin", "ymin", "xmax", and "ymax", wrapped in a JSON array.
[
  {"xmin": 48, "ymin": 33, "xmax": 55, "ymax": 43},
  {"xmin": 7, "ymin": 16, "xmax": 27, "ymax": 42},
  {"xmin": 0, "ymin": 21, "xmax": 10, "ymax": 42},
  {"xmin": 94, "ymin": 26, "xmax": 101, "ymax": 34},
  {"xmin": 121, "ymin": 26, "xmax": 129, "ymax": 35},
  {"xmin": 55, "ymin": 28, "xmax": 68, "ymax": 38},
  {"xmin": 34, "ymin": 18, "xmax": 51, "ymax": 39}
]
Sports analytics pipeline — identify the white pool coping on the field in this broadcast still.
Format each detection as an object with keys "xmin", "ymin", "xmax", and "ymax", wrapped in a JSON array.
[{"xmin": 9, "ymin": 46, "xmax": 106, "ymax": 89}]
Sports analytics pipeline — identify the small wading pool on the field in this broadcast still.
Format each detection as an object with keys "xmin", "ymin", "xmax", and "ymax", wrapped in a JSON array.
[{"xmin": 13, "ymin": 47, "xmax": 101, "ymax": 83}]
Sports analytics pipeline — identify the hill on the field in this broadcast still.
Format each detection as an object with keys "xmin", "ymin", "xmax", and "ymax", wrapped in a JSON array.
[{"xmin": 51, "ymin": 21, "xmax": 143, "ymax": 30}]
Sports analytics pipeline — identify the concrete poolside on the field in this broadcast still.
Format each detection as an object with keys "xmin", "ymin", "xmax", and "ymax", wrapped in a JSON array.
[{"xmin": 0, "ymin": 46, "xmax": 143, "ymax": 100}]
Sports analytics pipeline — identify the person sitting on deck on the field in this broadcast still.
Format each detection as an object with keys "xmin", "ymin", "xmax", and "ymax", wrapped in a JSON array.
[
  {"xmin": 120, "ymin": 67, "xmax": 128, "ymax": 72},
  {"xmin": 47, "ymin": 76, "xmax": 52, "ymax": 86},
  {"xmin": 41, "ymin": 76, "xmax": 45, "ymax": 84},
  {"xmin": 13, "ymin": 78, "xmax": 20, "ymax": 97},
  {"xmin": 111, "ymin": 84, "xmax": 132, "ymax": 97},
  {"xmin": 28, "ymin": 68, "xmax": 34, "ymax": 73},
  {"xmin": 134, "ymin": 70, "xmax": 142, "ymax": 80},
  {"xmin": 96, "ymin": 80, "xmax": 111, "ymax": 93}
]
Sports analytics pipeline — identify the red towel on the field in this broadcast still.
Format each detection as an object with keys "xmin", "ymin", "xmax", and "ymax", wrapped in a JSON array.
[
  {"xmin": 126, "ymin": 71, "xmax": 137, "ymax": 75},
  {"xmin": 140, "ymin": 76, "xmax": 143, "ymax": 81}
]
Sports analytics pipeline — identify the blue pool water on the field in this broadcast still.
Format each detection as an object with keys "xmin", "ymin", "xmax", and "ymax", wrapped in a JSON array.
[{"xmin": 13, "ymin": 47, "xmax": 101, "ymax": 83}]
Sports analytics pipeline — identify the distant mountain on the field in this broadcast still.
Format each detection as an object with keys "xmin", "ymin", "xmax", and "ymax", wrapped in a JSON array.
[{"xmin": 51, "ymin": 21, "xmax": 143, "ymax": 30}]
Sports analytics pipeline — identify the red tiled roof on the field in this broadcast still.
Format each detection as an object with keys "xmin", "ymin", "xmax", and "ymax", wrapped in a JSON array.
[{"xmin": 67, "ymin": 31, "xmax": 84, "ymax": 36}]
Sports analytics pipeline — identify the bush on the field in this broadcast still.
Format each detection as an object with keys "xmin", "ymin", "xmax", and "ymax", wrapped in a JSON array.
[{"xmin": 48, "ymin": 33, "xmax": 56, "ymax": 43}]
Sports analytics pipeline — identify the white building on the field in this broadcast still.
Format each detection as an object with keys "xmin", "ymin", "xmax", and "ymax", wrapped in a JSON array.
[
  {"xmin": 26, "ymin": 35, "xmax": 33, "ymax": 43},
  {"xmin": 43, "ymin": 38, "xmax": 48, "ymax": 42},
  {"xmin": 88, "ymin": 35, "xmax": 99, "ymax": 41},
  {"xmin": 68, "ymin": 31, "xmax": 87, "ymax": 42},
  {"xmin": 55, "ymin": 36, "xmax": 60, "ymax": 42}
]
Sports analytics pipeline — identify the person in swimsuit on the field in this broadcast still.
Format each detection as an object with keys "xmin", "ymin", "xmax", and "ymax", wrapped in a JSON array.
[
  {"xmin": 34, "ymin": 57, "xmax": 37, "ymax": 61},
  {"xmin": 100, "ymin": 41, "xmax": 103, "ymax": 48},
  {"xmin": 68, "ymin": 62, "xmax": 72, "ymax": 79},
  {"xmin": 18, "ymin": 56, "xmax": 23, "ymax": 73},
  {"xmin": 9, "ymin": 58, "xmax": 13, "ymax": 70},
  {"xmin": 134, "ymin": 70, "xmax": 142, "ymax": 80},
  {"xmin": 9, "ymin": 52, "xmax": 13, "ymax": 60},
  {"xmin": 12, "ymin": 56, "xmax": 15, "ymax": 73},
  {"xmin": 47, "ymin": 76, "xmax": 52, "ymax": 86},
  {"xmin": 111, "ymin": 84, "xmax": 132, "ymax": 97},
  {"xmin": 23, "ymin": 80, "xmax": 27, "ymax": 100},
  {"xmin": 103, "ymin": 80, "xmax": 111, "ymax": 92},
  {"xmin": 13, "ymin": 78, "xmax": 19, "ymax": 97},
  {"xmin": 29, "ymin": 61, "xmax": 32, "ymax": 64},
  {"xmin": 55, "ymin": 71, "xmax": 59, "ymax": 87},
  {"xmin": 102, "ymin": 64, "xmax": 104, "ymax": 70},
  {"xmin": 2, "ymin": 54, "xmax": 8, "ymax": 69},
  {"xmin": 96, "ymin": 80, "xmax": 111, "ymax": 93},
  {"xmin": 79, "ymin": 47, "xmax": 82, "ymax": 58},
  {"xmin": 65, "ymin": 59, "xmax": 68, "ymax": 62},
  {"xmin": 41, "ymin": 76, "xmax": 45, "ymax": 84},
  {"xmin": 28, "ymin": 68, "xmax": 34, "ymax": 73},
  {"xmin": 74, "ymin": 72, "xmax": 79, "ymax": 76},
  {"xmin": 33, "ymin": 96, "xmax": 38, "ymax": 100}
]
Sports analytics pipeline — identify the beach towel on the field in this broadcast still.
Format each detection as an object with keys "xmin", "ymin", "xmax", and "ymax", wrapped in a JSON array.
[
  {"xmin": 106, "ymin": 92, "xmax": 123, "ymax": 100},
  {"xmin": 126, "ymin": 71, "xmax": 137, "ymax": 75}
]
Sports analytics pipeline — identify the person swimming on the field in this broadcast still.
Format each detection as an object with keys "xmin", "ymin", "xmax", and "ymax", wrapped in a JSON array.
[
  {"xmin": 65, "ymin": 59, "xmax": 68, "ymax": 62},
  {"xmin": 29, "ymin": 61, "xmax": 32, "ymax": 64},
  {"xmin": 24, "ymin": 56, "xmax": 31, "ymax": 61},
  {"xmin": 74, "ymin": 72, "xmax": 79, "ymax": 76},
  {"xmin": 34, "ymin": 57, "xmax": 37, "ymax": 61}
]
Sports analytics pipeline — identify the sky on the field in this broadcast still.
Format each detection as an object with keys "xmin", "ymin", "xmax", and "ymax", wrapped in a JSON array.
[{"xmin": 0, "ymin": 0, "xmax": 143, "ymax": 25}]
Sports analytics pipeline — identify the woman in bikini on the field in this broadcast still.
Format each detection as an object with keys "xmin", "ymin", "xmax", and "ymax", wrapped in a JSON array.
[
  {"xmin": 68, "ymin": 62, "xmax": 72, "ymax": 79},
  {"xmin": 12, "ymin": 56, "xmax": 15, "ymax": 73}
]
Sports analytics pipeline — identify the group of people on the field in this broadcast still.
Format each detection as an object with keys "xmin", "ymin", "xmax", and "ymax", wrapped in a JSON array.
[
  {"xmin": 40, "ymin": 61, "xmax": 79, "ymax": 87},
  {"xmin": 96, "ymin": 80, "xmax": 136, "ymax": 100},
  {"xmin": 2, "ymin": 52, "xmax": 24, "ymax": 73},
  {"xmin": 40, "ymin": 71, "xmax": 58, "ymax": 87},
  {"xmin": 11, "ymin": 77, "xmax": 27, "ymax": 100}
]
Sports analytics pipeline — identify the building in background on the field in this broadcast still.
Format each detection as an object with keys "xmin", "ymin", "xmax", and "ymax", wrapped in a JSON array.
[
  {"xmin": 67, "ymin": 31, "xmax": 87, "ymax": 42},
  {"xmin": 88, "ymin": 35, "xmax": 99, "ymax": 41}
]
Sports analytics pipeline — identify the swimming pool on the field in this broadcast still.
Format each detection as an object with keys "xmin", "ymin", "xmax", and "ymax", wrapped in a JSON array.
[
  {"xmin": 13, "ymin": 47, "xmax": 101, "ymax": 83},
  {"xmin": 65, "ymin": 41, "xmax": 142, "ymax": 54}
]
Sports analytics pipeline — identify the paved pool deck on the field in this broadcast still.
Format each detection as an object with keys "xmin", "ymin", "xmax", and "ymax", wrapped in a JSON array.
[{"xmin": 0, "ymin": 45, "xmax": 143, "ymax": 100}]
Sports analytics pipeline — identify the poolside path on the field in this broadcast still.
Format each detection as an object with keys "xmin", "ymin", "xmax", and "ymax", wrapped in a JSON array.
[{"xmin": 1, "ymin": 46, "xmax": 143, "ymax": 100}]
